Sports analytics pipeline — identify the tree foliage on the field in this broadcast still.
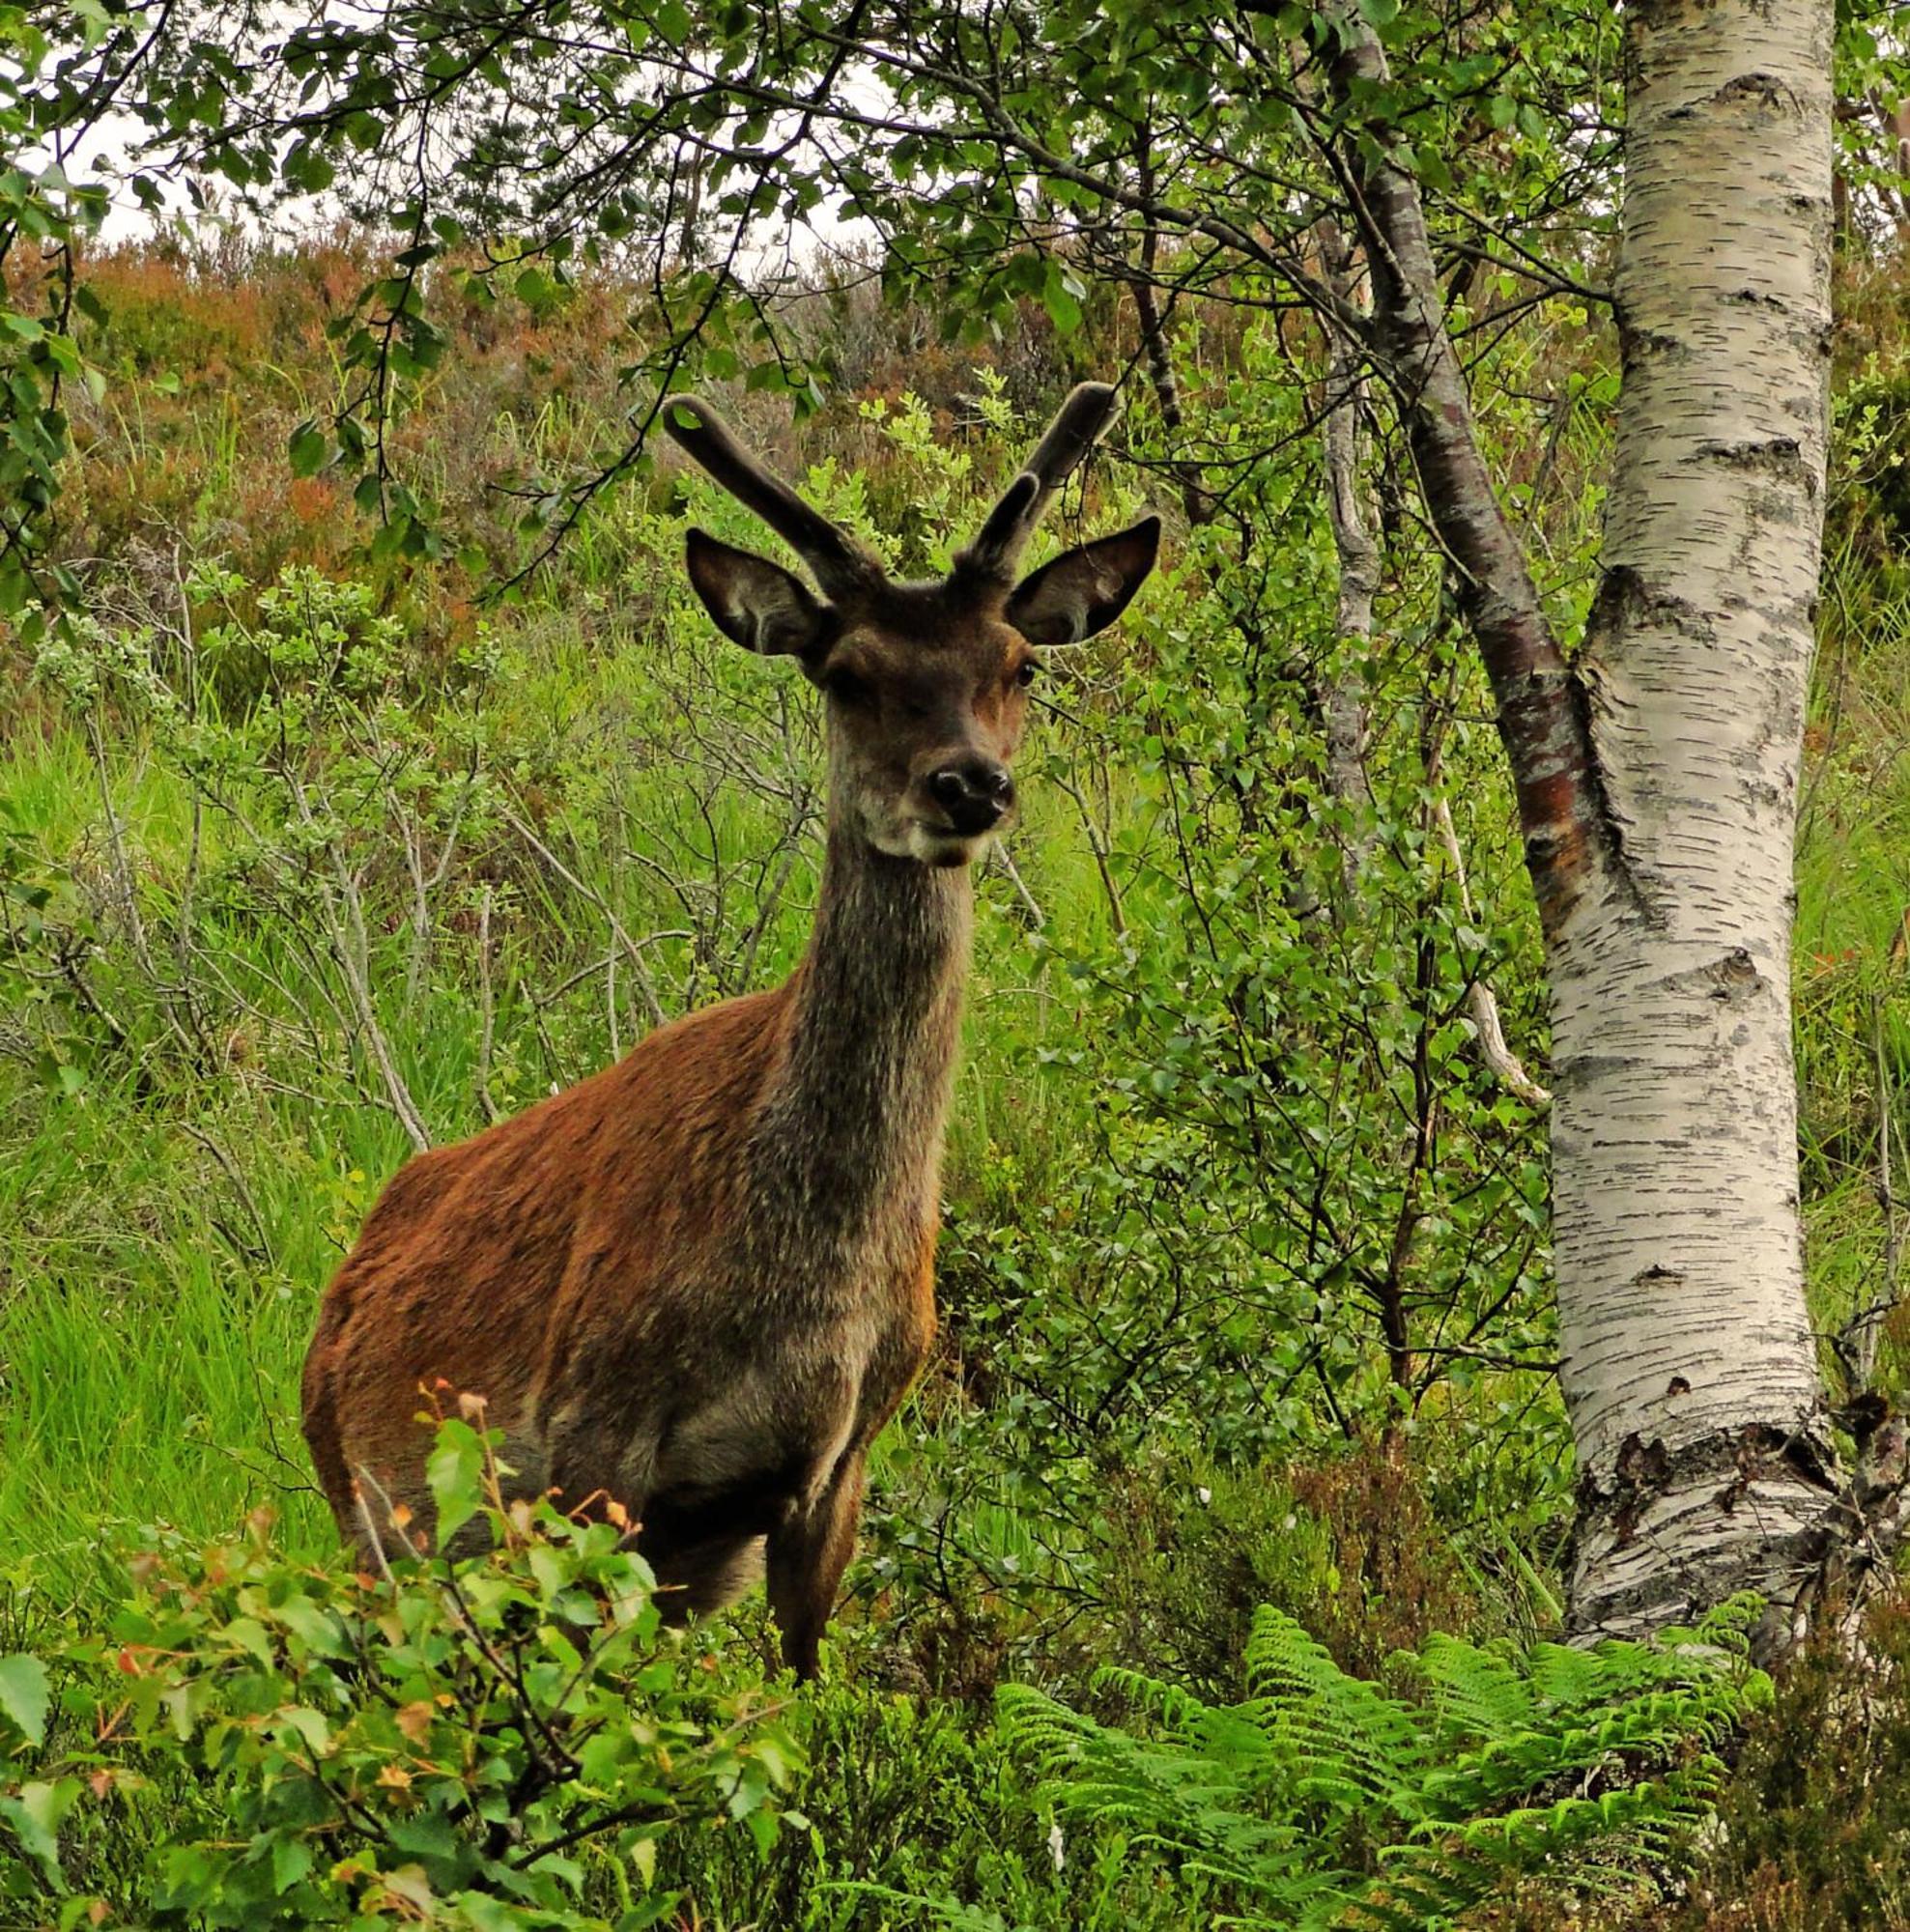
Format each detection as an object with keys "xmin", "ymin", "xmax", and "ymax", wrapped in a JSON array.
[{"xmin": 12, "ymin": 0, "xmax": 1889, "ymax": 595}]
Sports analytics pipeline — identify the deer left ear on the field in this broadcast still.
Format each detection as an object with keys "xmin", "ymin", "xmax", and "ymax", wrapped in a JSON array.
[
  {"xmin": 1005, "ymin": 516, "xmax": 1161, "ymax": 645},
  {"xmin": 684, "ymin": 526, "xmax": 833, "ymax": 658}
]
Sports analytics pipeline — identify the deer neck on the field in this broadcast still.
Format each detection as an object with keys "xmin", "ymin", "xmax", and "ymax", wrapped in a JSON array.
[{"xmin": 754, "ymin": 815, "xmax": 974, "ymax": 1252}]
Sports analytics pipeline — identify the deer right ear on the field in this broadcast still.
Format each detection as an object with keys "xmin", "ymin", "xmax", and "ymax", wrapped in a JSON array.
[
  {"xmin": 1005, "ymin": 516, "xmax": 1161, "ymax": 646},
  {"xmin": 684, "ymin": 528, "xmax": 833, "ymax": 658}
]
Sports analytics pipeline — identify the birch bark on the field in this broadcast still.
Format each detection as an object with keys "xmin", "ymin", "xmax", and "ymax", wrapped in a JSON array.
[
  {"xmin": 1320, "ymin": 0, "xmax": 1845, "ymax": 1641},
  {"xmin": 1318, "ymin": 220, "xmax": 1379, "ymax": 867},
  {"xmin": 1557, "ymin": 0, "xmax": 1840, "ymax": 1638}
]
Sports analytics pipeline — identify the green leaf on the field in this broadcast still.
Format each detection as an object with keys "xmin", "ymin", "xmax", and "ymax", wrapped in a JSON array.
[
  {"xmin": 369, "ymin": 510, "xmax": 413, "ymax": 560},
  {"xmin": 427, "ymin": 1417, "xmax": 486, "ymax": 1548},
  {"xmin": 224, "ymin": 1616, "xmax": 275, "ymax": 1667},
  {"xmin": 1041, "ymin": 260, "xmax": 1083, "ymax": 335},
  {"xmin": 0, "ymin": 1778, "xmax": 79, "ymax": 1886},
  {"xmin": 0, "ymin": 1654, "xmax": 49, "ymax": 1745},
  {"xmin": 457, "ymin": 1892, "xmax": 545, "ymax": 1932},
  {"xmin": 271, "ymin": 1833, "xmax": 314, "ymax": 1893},
  {"xmin": 274, "ymin": 1702, "xmax": 331, "ymax": 1755},
  {"xmin": 273, "ymin": 1595, "xmax": 344, "ymax": 1660},
  {"xmin": 288, "ymin": 421, "xmax": 328, "ymax": 476},
  {"xmin": 614, "ymin": 1892, "xmax": 686, "ymax": 1929}
]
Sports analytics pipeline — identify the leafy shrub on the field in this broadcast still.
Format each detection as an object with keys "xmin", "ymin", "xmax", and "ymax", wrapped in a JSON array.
[
  {"xmin": 1641, "ymin": 1589, "xmax": 1910, "ymax": 1932},
  {"xmin": 986, "ymin": 1597, "xmax": 1770, "ymax": 1931},
  {"xmin": 1095, "ymin": 1442, "xmax": 1509, "ymax": 1699},
  {"xmin": 0, "ymin": 1415, "xmax": 800, "ymax": 1927}
]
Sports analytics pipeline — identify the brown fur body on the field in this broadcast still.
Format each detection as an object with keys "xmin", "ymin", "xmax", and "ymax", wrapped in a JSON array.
[{"xmin": 302, "ymin": 826, "xmax": 968, "ymax": 1673}]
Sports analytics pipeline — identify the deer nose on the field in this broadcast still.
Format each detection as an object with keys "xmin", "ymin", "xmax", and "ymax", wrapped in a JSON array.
[{"xmin": 927, "ymin": 758, "xmax": 1015, "ymax": 836}]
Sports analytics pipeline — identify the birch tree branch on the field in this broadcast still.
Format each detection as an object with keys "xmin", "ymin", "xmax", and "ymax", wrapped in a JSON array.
[
  {"xmin": 1433, "ymin": 795, "xmax": 1551, "ymax": 1109},
  {"xmin": 1315, "ymin": 1, "xmax": 1615, "ymax": 944}
]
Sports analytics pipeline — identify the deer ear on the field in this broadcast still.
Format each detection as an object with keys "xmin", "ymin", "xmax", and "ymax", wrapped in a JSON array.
[
  {"xmin": 1005, "ymin": 517, "xmax": 1161, "ymax": 645},
  {"xmin": 684, "ymin": 527, "xmax": 833, "ymax": 657}
]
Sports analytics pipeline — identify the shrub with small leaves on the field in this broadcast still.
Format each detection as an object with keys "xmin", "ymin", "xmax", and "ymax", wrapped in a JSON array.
[{"xmin": 0, "ymin": 1415, "xmax": 801, "ymax": 1927}]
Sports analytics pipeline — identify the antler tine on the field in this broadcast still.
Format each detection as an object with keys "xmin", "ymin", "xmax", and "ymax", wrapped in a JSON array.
[
  {"xmin": 958, "ymin": 382, "xmax": 1122, "ymax": 580},
  {"xmin": 662, "ymin": 395, "xmax": 882, "ymax": 600}
]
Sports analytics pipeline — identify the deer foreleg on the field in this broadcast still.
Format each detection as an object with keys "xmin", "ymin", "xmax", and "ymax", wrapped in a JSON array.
[{"xmin": 766, "ymin": 1454, "xmax": 866, "ymax": 1681}]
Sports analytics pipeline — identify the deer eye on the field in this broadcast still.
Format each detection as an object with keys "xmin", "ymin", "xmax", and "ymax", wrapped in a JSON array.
[{"xmin": 1014, "ymin": 660, "xmax": 1040, "ymax": 688}]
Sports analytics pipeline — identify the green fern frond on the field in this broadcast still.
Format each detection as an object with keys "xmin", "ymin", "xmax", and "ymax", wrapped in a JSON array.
[
  {"xmin": 826, "ymin": 1884, "xmax": 1023, "ymax": 1931},
  {"xmin": 994, "ymin": 1600, "xmax": 1769, "ymax": 1932},
  {"xmin": 1410, "ymin": 1634, "xmax": 1534, "ymax": 1747}
]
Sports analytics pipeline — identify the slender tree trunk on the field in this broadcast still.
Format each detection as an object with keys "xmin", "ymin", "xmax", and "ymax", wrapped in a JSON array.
[
  {"xmin": 1556, "ymin": 0, "xmax": 1840, "ymax": 1639},
  {"xmin": 1133, "ymin": 257, "xmax": 1209, "ymax": 529},
  {"xmin": 1886, "ymin": 94, "xmax": 1910, "ymax": 241},
  {"xmin": 1320, "ymin": 0, "xmax": 1845, "ymax": 1643},
  {"xmin": 1317, "ymin": 220, "xmax": 1379, "ymax": 867},
  {"xmin": 1132, "ymin": 130, "xmax": 1211, "ymax": 529}
]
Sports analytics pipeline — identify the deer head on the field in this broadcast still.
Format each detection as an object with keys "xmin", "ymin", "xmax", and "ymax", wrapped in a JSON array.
[{"xmin": 666, "ymin": 384, "xmax": 1160, "ymax": 867}]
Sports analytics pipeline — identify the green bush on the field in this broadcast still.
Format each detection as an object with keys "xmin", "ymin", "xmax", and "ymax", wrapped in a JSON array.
[
  {"xmin": 652, "ymin": 1675, "xmax": 1205, "ymax": 1931},
  {"xmin": 0, "ymin": 1414, "xmax": 801, "ymax": 1928},
  {"xmin": 1650, "ymin": 1589, "xmax": 1910, "ymax": 1932}
]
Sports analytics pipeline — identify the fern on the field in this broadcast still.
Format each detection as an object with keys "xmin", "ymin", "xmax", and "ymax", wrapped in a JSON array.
[{"xmin": 992, "ymin": 1597, "xmax": 1770, "ymax": 1931}]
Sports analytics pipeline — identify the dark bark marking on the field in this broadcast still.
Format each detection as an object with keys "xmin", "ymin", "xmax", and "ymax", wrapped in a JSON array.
[
  {"xmin": 1710, "ymin": 71, "xmax": 1803, "ymax": 115},
  {"xmin": 1692, "ymin": 437, "xmax": 1806, "ymax": 478},
  {"xmin": 1582, "ymin": 1422, "xmax": 1840, "ymax": 1559},
  {"xmin": 1709, "ymin": 948, "xmax": 1760, "ymax": 999}
]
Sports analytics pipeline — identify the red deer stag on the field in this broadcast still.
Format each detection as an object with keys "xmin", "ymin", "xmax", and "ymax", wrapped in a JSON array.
[{"xmin": 300, "ymin": 384, "xmax": 1159, "ymax": 1677}]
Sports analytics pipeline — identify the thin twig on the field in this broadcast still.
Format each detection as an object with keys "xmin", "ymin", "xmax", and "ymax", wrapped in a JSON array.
[
  {"xmin": 1432, "ymin": 795, "xmax": 1550, "ymax": 1109},
  {"xmin": 476, "ymin": 885, "xmax": 501, "ymax": 1125},
  {"xmin": 499, "ymin": 803, "xmax": 669, "ymax": 1030}
]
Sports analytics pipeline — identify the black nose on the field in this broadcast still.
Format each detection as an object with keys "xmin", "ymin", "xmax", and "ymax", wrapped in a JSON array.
[{"xmin": 927, "ymin": 759, "xmax": 1015, "ymax": 836}]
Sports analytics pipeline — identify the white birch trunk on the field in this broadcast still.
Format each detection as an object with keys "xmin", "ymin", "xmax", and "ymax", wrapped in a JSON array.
[
  {"xmin": 1319, "ymin": 234, "xmax": 1379, "ymax": 862},
  {"xmin": 1557, "ymin": 0, "xmax": 1841, "ymax": 1638}
]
